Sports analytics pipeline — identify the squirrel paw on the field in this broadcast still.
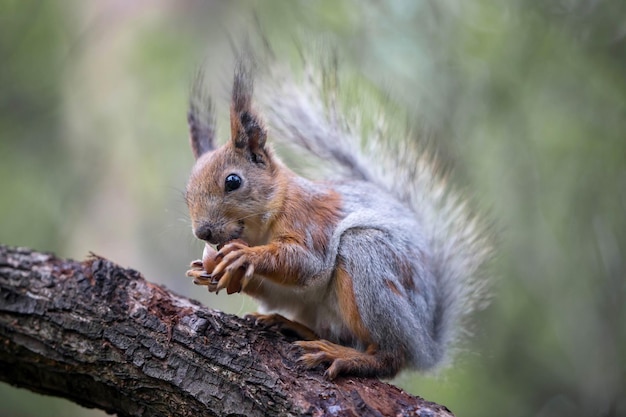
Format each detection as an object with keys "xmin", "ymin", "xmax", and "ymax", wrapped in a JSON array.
[
  {"xmin": 296, "ymin": 340, "xmax": 384, "ymax": 380},
  {"xmin": 187, "ymin": 257, "xmax": 242, "ymax": 294},
  {"xmin": 211, "ymin": 242, "xmax": 255, "ymax": 294},
  {"xmin": 247, "ymin": 313, "xmax": 318, "ymax": 340}
]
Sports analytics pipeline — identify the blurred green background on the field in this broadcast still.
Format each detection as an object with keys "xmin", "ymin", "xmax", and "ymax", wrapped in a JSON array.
[{"xmin": 1, "ymin": 1, "xmax": 624, "ymax": 416}]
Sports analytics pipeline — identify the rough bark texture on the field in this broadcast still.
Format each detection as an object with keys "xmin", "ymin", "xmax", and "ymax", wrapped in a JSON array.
[{"xmin": 0, "ymin": 245, "xmax": 454, "ymax": 417}]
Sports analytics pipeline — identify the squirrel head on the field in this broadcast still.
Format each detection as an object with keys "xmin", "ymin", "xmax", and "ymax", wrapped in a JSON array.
[{"xmin": 185, "ymin": 62, "xmax": 282, "ymax": 247}]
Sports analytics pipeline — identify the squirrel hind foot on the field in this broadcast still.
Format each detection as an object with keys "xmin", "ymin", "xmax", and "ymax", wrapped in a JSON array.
[
  {"xmin": 295, "ymin": 340, "xmax": 404, "ymax": 380},
  {"xmin": 246, "ymin": 312, "xmax": 318, "ymax": 341}
]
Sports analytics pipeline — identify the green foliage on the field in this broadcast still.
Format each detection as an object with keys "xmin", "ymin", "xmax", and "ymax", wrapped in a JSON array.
[{"xmin": 1, "ymin": 1, "xmax": 624, "ymax": 416}]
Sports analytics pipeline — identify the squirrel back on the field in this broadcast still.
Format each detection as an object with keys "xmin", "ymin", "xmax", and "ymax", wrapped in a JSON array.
[{"xmin": 185, "ymin": 55, "xmax": 492, "ymax": 378}]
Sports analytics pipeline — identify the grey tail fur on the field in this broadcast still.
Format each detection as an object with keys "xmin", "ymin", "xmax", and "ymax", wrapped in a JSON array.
[{"xmin": 259, "ymin": 59, "xmax": 492, "ymax": 367}]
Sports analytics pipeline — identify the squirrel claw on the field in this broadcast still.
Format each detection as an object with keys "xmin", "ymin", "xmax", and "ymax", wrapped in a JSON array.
[
  {"xmin": 215, "ymin": 272, "xmax": 231, "ymax": 294},
  {"xmin": 324, "ymin": 363, "xmax": 342, "ymax": 381},
  {"xmin": 189, "ymin": 259, "xmax": 203, "ymax": 268},
  {"xmin": 193, "ymin": 275, "xmax": 214, "ymax": 286},
  {"xmin": 186, "ymin": 269, "xmax": 214, "ymax": 286}
]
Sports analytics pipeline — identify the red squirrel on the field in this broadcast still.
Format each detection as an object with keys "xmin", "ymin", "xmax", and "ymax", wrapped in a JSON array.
[{"xmin": 185, "ymin": 58, "xmax": 491, "ymax": 380}]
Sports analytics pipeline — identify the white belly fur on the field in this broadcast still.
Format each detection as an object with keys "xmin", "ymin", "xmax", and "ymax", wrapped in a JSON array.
[{"xmin": 250, "ymin": 275, "xmax": 352, "ymax": 344}]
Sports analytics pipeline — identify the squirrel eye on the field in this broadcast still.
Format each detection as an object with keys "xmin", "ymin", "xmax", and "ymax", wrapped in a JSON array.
[{"xmin": 224, "ymin": 173, "xmax": 242, "ymax": 192}]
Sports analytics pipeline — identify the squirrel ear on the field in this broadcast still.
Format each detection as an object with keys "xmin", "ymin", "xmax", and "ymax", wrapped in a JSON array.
[
  {"xmin": 230, "ymin": 108, "xmax": 268, "ymax": 164},
  {"xmin": 188, "ymin": 68, "xmax": 216, "ymax": 159},
  {"xmin": 229, "ymin": 61, "xmax": 268, "ymax": 165}
]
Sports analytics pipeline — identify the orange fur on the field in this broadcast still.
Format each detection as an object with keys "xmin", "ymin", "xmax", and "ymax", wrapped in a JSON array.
[{"xmin": 335, "ymin": 264, "xmax": 371, "ymax": 342}]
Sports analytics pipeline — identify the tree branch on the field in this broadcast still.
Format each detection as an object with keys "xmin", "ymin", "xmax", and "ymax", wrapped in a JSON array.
[{"xmin": 0, "ymin": 244, "xmax": 454, "ymax": 417}]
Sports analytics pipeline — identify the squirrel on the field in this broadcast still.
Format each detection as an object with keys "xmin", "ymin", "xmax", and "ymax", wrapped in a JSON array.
[{"xmin": 185, "ymin": 56, "xmax": 491, "ymax": 380}]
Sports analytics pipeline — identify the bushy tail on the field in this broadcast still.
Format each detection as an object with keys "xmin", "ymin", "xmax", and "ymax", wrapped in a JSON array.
[{"xmin": 258, "ymin": 58, "xmax": 492, "ymax": 364}]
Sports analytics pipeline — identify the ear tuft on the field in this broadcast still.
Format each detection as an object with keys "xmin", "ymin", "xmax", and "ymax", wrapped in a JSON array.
[
  {"xmin": 230, "ymin": 58, "xmax": 268, "ymax": 165},
  {"xmin": 188, "ymin": 68, "xmax": 216, "ymax": 159}
]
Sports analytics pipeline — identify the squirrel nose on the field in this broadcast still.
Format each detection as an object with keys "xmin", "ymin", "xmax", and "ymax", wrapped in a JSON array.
[{"xmin": 194, "ymin": 224, "xmax": 212, "ymax": 242}]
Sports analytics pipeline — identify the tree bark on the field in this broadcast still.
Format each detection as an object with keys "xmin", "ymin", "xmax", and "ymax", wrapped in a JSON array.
[{"xmin": 0, "ymin": 244, "xmax": 454, "ymax": 417}]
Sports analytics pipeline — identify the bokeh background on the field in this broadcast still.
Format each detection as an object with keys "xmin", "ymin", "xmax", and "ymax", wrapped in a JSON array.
[{"xmin": 1, "ymin": 1, "xmax": 625, "ymax": 416}]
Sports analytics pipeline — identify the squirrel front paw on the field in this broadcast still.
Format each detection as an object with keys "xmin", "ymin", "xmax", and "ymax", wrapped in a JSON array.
[
  {"xmin": 211, "ymin": 240, "xmax": 254, "ymax": 294},
  {"xmin": 186, "ymin": 242, "xmax": 248, "ymax": 294}
]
